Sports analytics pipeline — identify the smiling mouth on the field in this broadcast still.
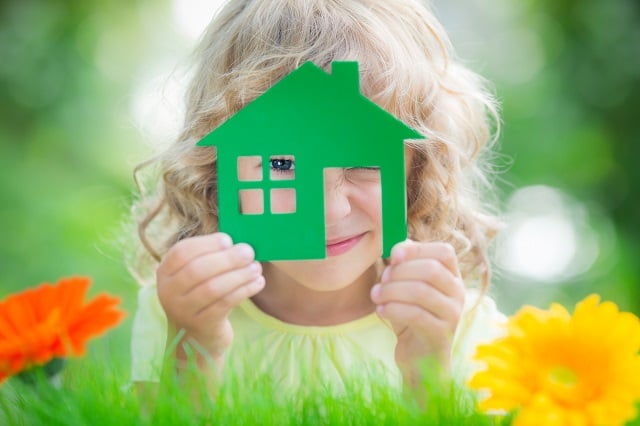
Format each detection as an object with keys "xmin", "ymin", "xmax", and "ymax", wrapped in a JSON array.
[{"xmin": 325, "ymin": 233, "xmax": 365, "ymax": 257}]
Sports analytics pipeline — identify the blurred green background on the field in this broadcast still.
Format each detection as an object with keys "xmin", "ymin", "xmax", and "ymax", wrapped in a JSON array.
[{"xmin": 0, "ymin": 0, "xmax": 638, "ymax": 365}]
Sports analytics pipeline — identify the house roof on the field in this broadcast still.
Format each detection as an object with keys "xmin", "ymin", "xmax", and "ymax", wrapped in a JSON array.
[{"xmin": 197, "ymin": 61, "xmax": 424, "ymax": 163}]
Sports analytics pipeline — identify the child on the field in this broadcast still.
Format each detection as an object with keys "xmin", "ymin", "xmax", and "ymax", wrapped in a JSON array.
[{"xmin": 130, "ymin": 0, "xmax": 504, "ymax": 397}]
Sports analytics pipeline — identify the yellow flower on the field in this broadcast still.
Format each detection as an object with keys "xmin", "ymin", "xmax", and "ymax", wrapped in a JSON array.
[{"xmin": 469, "ymin": 294, "xmax": 640, "ymax": 426}]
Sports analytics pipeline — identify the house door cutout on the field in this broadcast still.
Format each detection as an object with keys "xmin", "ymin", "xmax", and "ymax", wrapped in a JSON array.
[{"xmin": 322, "ymin": 167, "xmax": 383, "ymax": 256}]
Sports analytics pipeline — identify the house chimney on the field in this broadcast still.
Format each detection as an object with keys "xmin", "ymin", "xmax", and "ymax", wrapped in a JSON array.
[{"xmin": 331, "ymin": 61, "xmax": 360, "ymax": 93}]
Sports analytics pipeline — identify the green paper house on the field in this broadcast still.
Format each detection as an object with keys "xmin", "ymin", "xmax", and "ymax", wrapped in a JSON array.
[{"xmin": 197, "ymin": 61, "xmax": 424, "ymax": 261}]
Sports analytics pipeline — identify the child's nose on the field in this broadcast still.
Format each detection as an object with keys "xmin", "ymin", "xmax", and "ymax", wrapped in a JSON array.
[{"xmin": 323, "ymin": 168, "xmax": 351, "ymax": 224}]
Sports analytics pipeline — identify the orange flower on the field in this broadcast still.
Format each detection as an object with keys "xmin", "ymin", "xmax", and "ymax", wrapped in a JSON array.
[{"xmin": 0, "ymin": 276, "xmax": 125, "ymax": 383}]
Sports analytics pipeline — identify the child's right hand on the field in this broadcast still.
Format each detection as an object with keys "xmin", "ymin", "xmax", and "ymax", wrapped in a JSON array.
[{"xmin": 156, "ymin": 233, "xmax": 265, "ymax": 361}]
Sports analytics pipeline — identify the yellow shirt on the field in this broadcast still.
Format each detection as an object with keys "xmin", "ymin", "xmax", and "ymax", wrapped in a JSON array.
[{"xmin": 130, "ymin": 284, "xmax": 505, "ymax": 389}]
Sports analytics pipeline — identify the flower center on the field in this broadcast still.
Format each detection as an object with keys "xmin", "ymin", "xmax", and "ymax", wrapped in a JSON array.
[
  {"xmin": 544, "ymin": 365, "xmax": 585, "ymax": 406},
  {"xmin": 548, "ymin": 366, "xmax": 578, "ymax": 387}
]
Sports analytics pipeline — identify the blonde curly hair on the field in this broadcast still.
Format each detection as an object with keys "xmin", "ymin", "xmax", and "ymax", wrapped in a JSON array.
[{"xmin": 132, "ymin": 0, "xmax": 501, "ymax": 289}]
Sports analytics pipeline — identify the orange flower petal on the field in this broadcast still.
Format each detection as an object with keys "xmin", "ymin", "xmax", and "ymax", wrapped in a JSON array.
[
  {"xmin": 66, "ymin": 294, "xmax": 125, "ymax": 355},
  {"xmin": 0, "ymin": 276, "xmax": 125, "ymax": 380}
]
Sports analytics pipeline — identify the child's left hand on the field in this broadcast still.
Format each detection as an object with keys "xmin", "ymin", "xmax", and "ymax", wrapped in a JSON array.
[{"xmin": 370, "ymin": 240, "xmax": 465, "ymax": 382}]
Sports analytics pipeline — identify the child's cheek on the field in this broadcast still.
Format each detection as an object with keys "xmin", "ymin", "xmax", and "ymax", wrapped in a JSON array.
[
  {"xmin": 239, "ymin": 189, "xmax": 265, "ymax": 214},
  {"xmin": 356, "ymin": 179, "xmax": 383, "ymax": 230},
  {"xmin": 270, "ymin": 188, "xmax": 296, "ymax": 214}
]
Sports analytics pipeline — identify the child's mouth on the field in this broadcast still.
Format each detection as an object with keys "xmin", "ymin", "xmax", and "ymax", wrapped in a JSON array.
[{"xmin": 325, "ymin": 233, "xmax": 365, "ymax": 257}]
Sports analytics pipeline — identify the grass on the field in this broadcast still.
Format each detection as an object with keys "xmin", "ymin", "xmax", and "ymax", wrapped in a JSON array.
[
  {"xmin": 3, "ymin": 344, "xmax": 638, "ymax": 426},
  {"xmin": 0, "ymin": 351, "xmax": 507, "ymax": 426}
]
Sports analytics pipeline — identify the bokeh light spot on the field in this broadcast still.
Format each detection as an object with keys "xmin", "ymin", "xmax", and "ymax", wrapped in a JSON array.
[
  {"xmin": 497, "ymin": 185, "xmax": 600, "ymax": 283},
  {"xmin": 171, "ymin": 0, "xmax": 225, "ymax": 42}
]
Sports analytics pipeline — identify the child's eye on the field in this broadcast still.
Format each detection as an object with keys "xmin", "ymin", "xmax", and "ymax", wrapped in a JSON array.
[
  {"xmin": 345, "ymin": 166, "xmax": 380, "ymax": 175},
  {"xmin": 344, "ymin": 166, "xmax": 380, "ymax": 182},
  {"xmin": 346, "ymin": 167, "xmax": 379, "ymax": 171},
  {"xmin": 270, "ymin": 158, "xmax": 295, "ymax": 172}
]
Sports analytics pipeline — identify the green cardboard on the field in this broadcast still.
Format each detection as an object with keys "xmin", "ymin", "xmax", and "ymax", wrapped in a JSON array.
[{"xmin": 197, "ymin": 61, "xmax": 424, "ymax": 261}]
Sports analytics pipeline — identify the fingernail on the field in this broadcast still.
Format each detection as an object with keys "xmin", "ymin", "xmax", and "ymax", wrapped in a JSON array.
[
  {"xmin": 370, "ymin": 284, "xmax": 381, "ymax": 301},
  {"xmin": 392, "ymin": 247, "xmax": 405, "ymax": 263},
  {"xmin": 249, "ymin": 261, "xmax": 261, "ymax": 273},
  {"xmin": 219, "ymin": 233, "xmax": 233, "ymax": 248},
  {"xmin": 237, "ymin": 243, "xmax": 254, "ymax": 260},
  {"xmin": 381, "ymin": 267, "xmax": 391, "ymax": 283},
  {"xmin": 254, "ymin": 276, "xmax": 265, "ymax": 289}
]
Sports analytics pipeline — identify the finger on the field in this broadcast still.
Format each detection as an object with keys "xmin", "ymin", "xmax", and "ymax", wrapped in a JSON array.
[
  {"xmin": 158, "ymin": 233, "xmax": 234, "ymax": 277},
  {"xmin": 376, "ymin": 301, "xmax": 445, "ymax": 336},
  {"xmin": 390, "ymin": 240, "xmax": 460, "ymax": 277},
  {"xmin": 164, "ymin": 243, "xmax": 256, "ymax": 294},
  {"xmin": 183, "ymin": 261, "xmax": 262, "ymax": 313},
  {"xmin": 381, "ymin": 258, "xmax": 465, "ymax": 300},
  {"xmin": 371, "ymin": 280, "xmax": 463, "ymax": 324},
  {"xmin": 195, "ymin": 275, "xmax": 265, "ymax": 320}
]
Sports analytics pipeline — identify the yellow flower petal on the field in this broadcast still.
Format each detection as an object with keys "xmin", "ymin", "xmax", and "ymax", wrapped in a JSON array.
[{"xmin": 469, "ymin": 294, "xmax": 640, "ymax": 426}]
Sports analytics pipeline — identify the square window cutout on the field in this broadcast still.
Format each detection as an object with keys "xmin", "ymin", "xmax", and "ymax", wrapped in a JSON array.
[
  {"xmin": 270, "ymin": 188, "xmax": 296, "ymax": 214},
  {"xmin": 269, "ymin": 155, "xmax": 295, "ymax": 181},
  {"xmin": 238, "ymin": 156, "xmax": 262, "ymax": 181},
  {"xmin": 239, "ymin": 189, "xmax": 264, "ymax": 214}
]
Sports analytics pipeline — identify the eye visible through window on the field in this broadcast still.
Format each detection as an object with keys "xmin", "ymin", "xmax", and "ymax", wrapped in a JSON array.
[
  {"xmin": 344, "ymin": 166, "xmax": 381, "ymax": 182},
  {"xmin": 346, "ymin": 166, "xmax": 380, "ymax": 171},
  {"xmin": 270, "ymin": 155, "xmax": 295, "ymax": 180},
  {"xmin": 271, "ymin": 158, "xmax": 294, "ymax": 171}
]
